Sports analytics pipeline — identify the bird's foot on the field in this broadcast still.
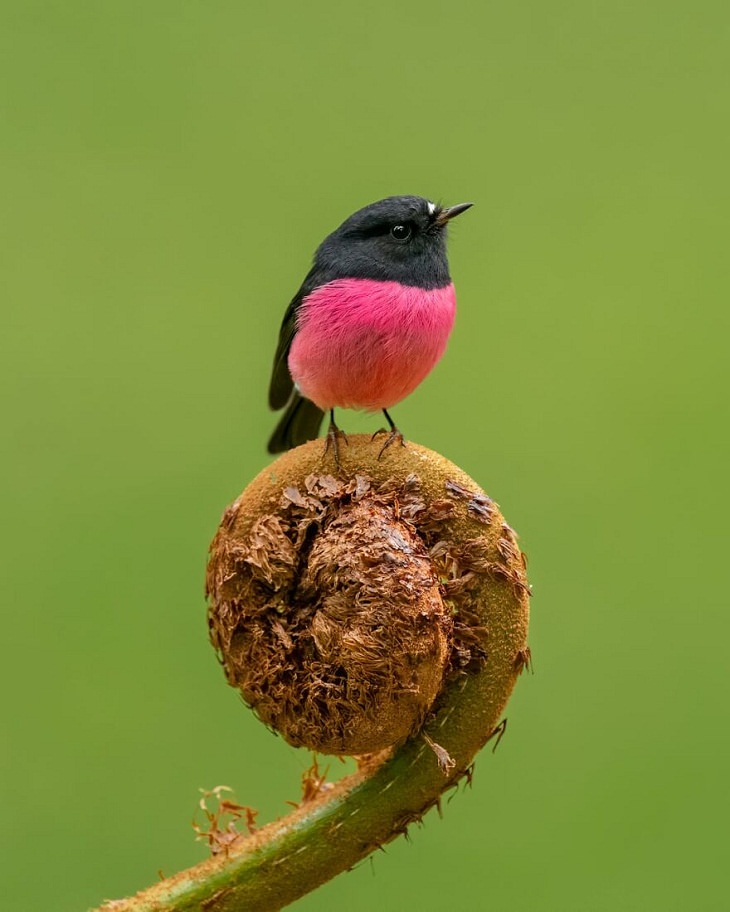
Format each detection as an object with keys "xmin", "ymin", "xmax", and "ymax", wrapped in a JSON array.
[
  {"xmin": 372, "ymin": 426, "xmax": 406, "ymax": 460},
  {"xmin": 324, "ymin": 423, "xmax": 348, "ymax": 471}
]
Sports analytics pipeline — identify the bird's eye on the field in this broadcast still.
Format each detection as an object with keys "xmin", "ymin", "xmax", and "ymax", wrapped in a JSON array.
[{"xmin": 390, "ymin": 223, "xmax": 412, "ymax": 241}]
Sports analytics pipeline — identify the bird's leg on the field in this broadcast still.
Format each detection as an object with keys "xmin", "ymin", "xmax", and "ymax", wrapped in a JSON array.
[
  {"xmin": 372, "ymin": 409, "xmax": 406, "ymax": 459},
  {"xmin": 324, "ymin": 409, "xmax": 348, "ymax": 471}
]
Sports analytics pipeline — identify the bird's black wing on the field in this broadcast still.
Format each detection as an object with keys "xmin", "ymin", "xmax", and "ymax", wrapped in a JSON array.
[
  {"xmin": 267, "ymin": 393, "xmax": 324, "ymax": 453},
  {"xmin": 268, "ymin": 268, "xmax": 320, "ymax": 410}
]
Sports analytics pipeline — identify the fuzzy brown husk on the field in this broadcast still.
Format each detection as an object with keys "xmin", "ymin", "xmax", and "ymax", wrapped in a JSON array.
[{"xmin": 206, "ymin": 436, "xmax": 530, "ymax": 756}]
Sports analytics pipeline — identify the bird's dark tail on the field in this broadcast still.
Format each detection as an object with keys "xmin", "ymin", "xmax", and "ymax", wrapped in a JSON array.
[{"xmin": 267, "ymin": 392, "xmax": 325, "ymax": 454}]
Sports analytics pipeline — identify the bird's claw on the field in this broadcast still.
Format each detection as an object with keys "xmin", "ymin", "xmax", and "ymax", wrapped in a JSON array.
[
  {"xmin": 324, "ymin": 425, "xmax": 348, "ymax": 471},
  {"xmin": 375, "ymin": 428, "xmax": 406, "ymax": 460}
]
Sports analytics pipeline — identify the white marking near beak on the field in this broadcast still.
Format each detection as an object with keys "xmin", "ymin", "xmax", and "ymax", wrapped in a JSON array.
[{"xmin": 427, "ymin": 201, "xmax": 436, "ymax": 215}]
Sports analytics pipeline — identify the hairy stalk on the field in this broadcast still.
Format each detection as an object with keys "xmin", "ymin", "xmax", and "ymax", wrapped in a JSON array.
[{"xmin": 98, "ymin": 438, "xmax": 530, "ymax": 912}]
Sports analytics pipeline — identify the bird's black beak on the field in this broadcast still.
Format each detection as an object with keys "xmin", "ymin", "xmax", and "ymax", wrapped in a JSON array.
[{"xmin": 435, "ymin": 202, "xmax": 474, "ymax": 226}]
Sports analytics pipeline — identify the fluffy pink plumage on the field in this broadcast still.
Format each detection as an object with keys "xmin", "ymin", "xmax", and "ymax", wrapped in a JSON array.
[{"xmin": 288, "ymin": 278, "xmax": 456, "ymax": 412}]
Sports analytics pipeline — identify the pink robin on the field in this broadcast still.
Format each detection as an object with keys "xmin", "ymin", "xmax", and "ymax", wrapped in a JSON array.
[{"xmin": 267, "ymin": 195, "xmax": 472, "ymax": 462}]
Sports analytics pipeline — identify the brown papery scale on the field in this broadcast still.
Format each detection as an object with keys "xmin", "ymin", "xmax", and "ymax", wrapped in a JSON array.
[{"xmin": 206, "ymin": 436, "xmax": 530, "ymax": 757}]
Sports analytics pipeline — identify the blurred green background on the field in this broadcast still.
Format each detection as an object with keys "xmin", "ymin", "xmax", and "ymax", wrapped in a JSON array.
[{"xmin": 2, "ymin": 2, "xmax": 728, "ymax": 910}]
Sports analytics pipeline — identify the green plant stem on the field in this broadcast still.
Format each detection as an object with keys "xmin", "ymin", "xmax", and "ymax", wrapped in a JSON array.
[{"xmin": 97, "ymin": 635, "xmax": 522, "ymax": 912}]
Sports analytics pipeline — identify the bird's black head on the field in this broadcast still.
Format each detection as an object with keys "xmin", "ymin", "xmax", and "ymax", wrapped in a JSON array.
[{"xmin": 313, "ymin": 195, "xmax": 473, "ymax": 290}]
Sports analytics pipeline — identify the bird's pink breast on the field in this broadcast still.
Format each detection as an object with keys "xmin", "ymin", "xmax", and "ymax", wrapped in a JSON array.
[{"xmin": 288, "ymin": 278, "xmax": 456, "ymax": 412}]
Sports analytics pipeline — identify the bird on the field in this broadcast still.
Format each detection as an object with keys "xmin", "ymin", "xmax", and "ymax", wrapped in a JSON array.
[{"xmin": 267, "ymin": 195, "xmax": 472, "ymax": 462}]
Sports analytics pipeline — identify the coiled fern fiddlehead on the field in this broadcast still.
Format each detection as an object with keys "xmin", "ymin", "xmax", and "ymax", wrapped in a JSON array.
[{"xmin": 97, "ymin": 437, "xmax": 530, "ymax": 912}]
